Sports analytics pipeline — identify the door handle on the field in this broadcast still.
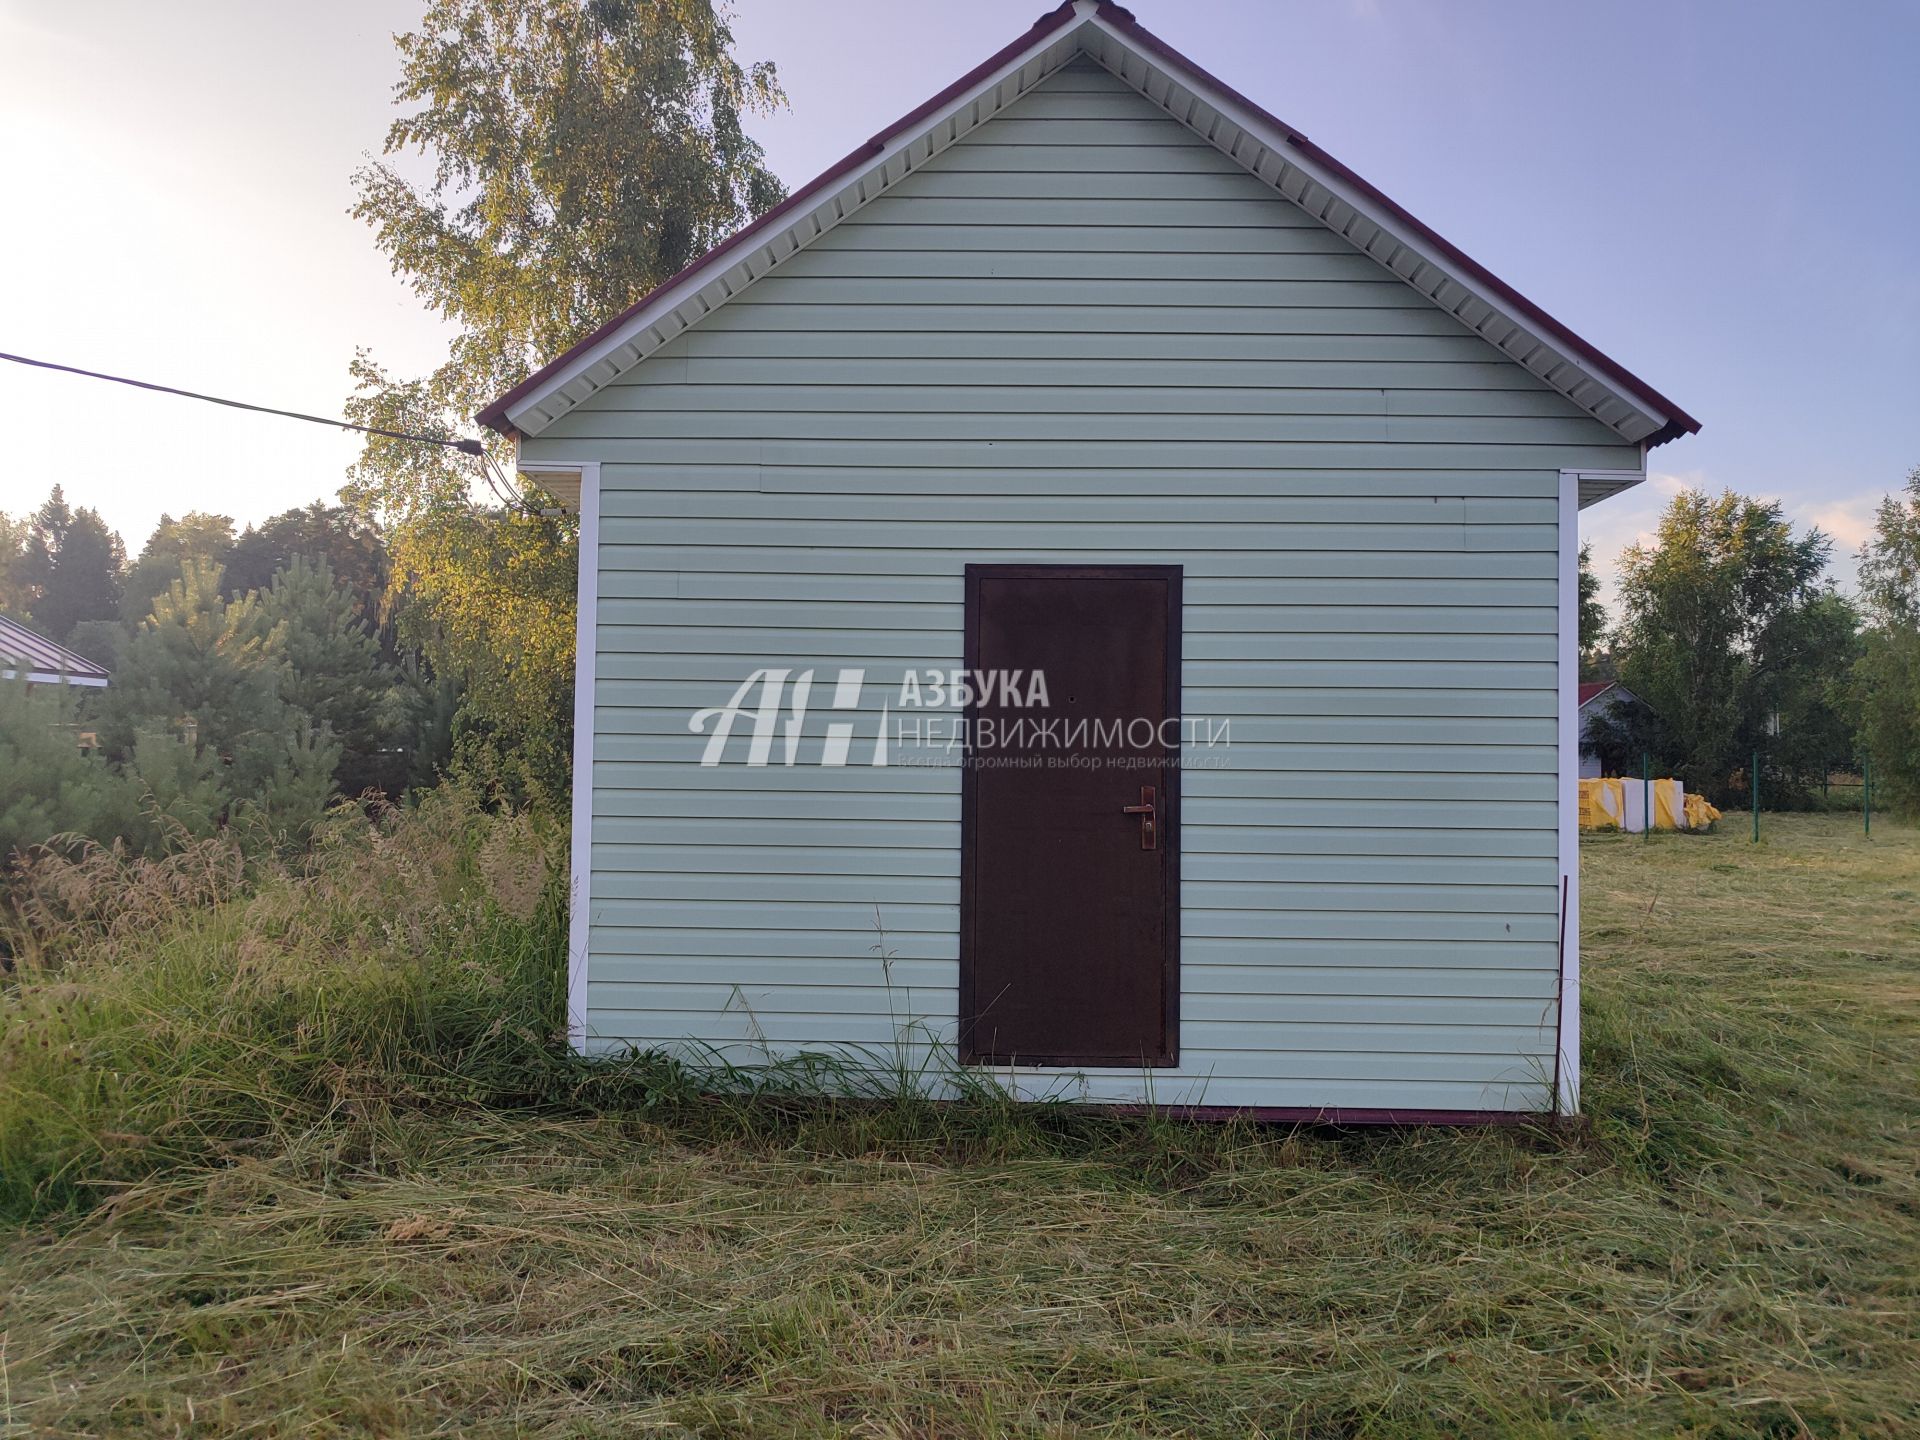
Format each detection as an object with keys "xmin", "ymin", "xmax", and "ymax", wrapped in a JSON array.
[{"xmin": 1122, "ymin": 785, "xmax": 1157, "ymax": 850}]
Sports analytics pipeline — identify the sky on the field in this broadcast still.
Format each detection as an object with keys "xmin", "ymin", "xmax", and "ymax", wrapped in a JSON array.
[{"xmin": 2, "ymin": 0, "xmax": 1916, "ymax": 609}]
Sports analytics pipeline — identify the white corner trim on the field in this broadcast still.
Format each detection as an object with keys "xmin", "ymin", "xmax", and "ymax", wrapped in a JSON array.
[
  {"xmin": 537, "ymin": 460, "xmax": 602, "ymax": 1053},
  {"xmin": 1554, "ymin": 462, "xmax": 1643, "ymax": 1112},
  {"xmin": 1555, "ymin": 468, "xmax": 1586, "ymax": 1115}
]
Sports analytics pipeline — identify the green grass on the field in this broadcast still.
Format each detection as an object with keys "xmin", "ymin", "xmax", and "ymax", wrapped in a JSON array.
[{"xmin": 1, "ymin": 810, "xmax": 1916, "ymax": 1437}]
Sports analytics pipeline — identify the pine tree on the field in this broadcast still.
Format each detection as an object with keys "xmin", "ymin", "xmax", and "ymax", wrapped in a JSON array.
[
  {"xmin": 0, "ymin": 677, "xmax": 143, "ymax": 857},
  {"xmin": 251, "ymin": 554, "xmax": 401, "ymax": 797},
  {"xmin": 103, "ymin": 558, "xmax": 318, "ymax": 819},
  {"xmin": 223, "ymin": 503, "xmax": 389, "ymax": 627},
  {"xmin": 19, "ymin": 486, "xmax": 125, "ymax": 641},
  {"xmin": 122, "ymin": 511, "xmax": 238, "ymax": 625}
]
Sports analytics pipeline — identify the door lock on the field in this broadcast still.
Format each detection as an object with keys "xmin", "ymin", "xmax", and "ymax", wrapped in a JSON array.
[{"xmin": 1122, "ymin": 785, "xmax": 1158, "ymax": 850}]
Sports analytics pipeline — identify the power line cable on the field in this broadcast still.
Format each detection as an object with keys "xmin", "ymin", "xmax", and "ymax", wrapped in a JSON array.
[{"xmin": 0, "ymin": 349, "xmax": 487, "ymax": 456}]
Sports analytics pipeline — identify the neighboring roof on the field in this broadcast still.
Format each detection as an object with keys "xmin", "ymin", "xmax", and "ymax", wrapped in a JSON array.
[
  {"xmin": 481, "ymin": 0, "xmax": 1700, "ymax": 450},
  {"xmin": 0, "ymin": 614, "xmax": 110, "ymax": 687},
  {"xmin": 1578, "ymin": 682, "xmax": 1643, "ymax": 710}
]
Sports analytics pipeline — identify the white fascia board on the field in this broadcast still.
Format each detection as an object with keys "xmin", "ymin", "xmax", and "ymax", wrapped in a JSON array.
[
  {"xmin": 4, "ymin": 668, "xmax": 108, "ymax": 686},
  {"xmin": 502, "ymin": 16, "xmax": 1093, "ymax": 437}
]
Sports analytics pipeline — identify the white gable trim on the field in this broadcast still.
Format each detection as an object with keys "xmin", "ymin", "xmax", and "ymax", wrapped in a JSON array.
[{"xmin": 489, "ymin": 5, "xmax": 1693, "ymax": 450}]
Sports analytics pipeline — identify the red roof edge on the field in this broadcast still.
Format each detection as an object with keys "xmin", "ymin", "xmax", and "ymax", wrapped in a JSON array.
[
  {"xmin": 1094, "ymin": 2, "xmax": 1699, "ymax": 447},
  {"xmin": 477, "ymin": 1, "xmax": 1084, "ymax": 437},
  {"xmin": 1577, "ymin": 681, "xmax": 1615, "ymax": 707}
]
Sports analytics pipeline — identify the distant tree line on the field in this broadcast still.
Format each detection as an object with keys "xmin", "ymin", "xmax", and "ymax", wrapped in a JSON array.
[
  {"xmin": 4, "ymin": 0, "xmax": 789, "ymax": 865},
  {"xmin": 1582, "ymin": 472, "xmax": 1920, "ymax": 811},
  {"xmin": 0, "ymin": 490, "xmax": 456, "ymax": 859},
  {"xmin": 6, "ymin": 0, "xmax": 1918, "ymax": 870}
]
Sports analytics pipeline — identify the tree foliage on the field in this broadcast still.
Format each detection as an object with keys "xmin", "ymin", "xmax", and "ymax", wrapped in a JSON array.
[
  {"xmin": 0, "ymin": 679, "xmax": 142, "ymax": 859},
  {"xmin": 1609, "ymin": 489, "xmax": 1847, "ymax": 804},
  {"xmin": 386, "ymin": 507, "xmax": 579, "ymax": 794},
  {"xmin": 343, "ymin": 0, "xmax": 785, "ymax": 787},
  {"xmin": 121, "ymin": 511, "xmax": 239, "ymax": 624},
  {"xmin": 73, "ymin": 559, "xmax": 344, "ymax": 849},
  {"xmin": 14, "ymin": 487, "xmax": 125, "ymax": 641},
  {"xmin": 104, "ymin": 561, "xmax": 291, "ymax": 791},
  {"xmin": 1577, "ymin": 542, "xmax": 1607, "ymax": 677},
  {"xmin": 254, "ymin": 554, "xmax": 404, "ymax": 796},
  {"xmin": 1855, "ymin": 467, "xmax": 1920, "ymax": 808},
  {"xmin": 224, "ymin": 503, "xmax": 390, "ymax": 628},
  {"xmin": 348, "ymin": 0, "xmax": 784, "ymax": 470},
  {"xmin": 0, "ymin": 482, "xmax": 467, "ymax": 865},
  {"xmin": 0, "ymin": 512, "xmax": 31, "ymax": 618}
]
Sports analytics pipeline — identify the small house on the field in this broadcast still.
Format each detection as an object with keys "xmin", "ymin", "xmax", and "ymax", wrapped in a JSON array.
[
  {"xmin": 480, "ymin": 1, "xmax": 1698, "ymax": 1120},
  {"xmin": 0, "ymin": 614, "xmax": 109, "ymax": 690},
  {"xmin": 1577, "ymin": 681, "xmax": 1650, "ymax": 779}
]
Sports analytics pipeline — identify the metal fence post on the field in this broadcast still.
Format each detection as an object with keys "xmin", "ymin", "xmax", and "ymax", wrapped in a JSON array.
[
  {"xmin": 1751, "ymin": 749, "xmax": 1760, "ymax": 844},
  {"xmin": 1642, "ymin": 751, "xmax": 1650, "ymax": 842},
  {"xmin": 1865, "ymin": 753, "xmax": 1872, "ymax": 839}
]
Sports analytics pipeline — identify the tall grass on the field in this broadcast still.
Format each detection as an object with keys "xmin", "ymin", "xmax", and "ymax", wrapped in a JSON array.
[
  {"xmin": 1, "ymin": 808, "xmax": 1915, "ymax": 1435},
  {"xmin": 0, "ymin": 788, "xmax": 576, "ymax": 1219}
]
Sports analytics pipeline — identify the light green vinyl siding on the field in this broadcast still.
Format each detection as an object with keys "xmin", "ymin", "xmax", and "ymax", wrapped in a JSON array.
[{"xmin": 524, "ymin": 59, "xmax": 1629, "ymax": 1112}]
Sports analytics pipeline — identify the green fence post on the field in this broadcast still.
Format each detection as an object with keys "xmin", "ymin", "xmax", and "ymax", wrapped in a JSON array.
[
  {"xmin": 1865, "ymin": 754, "xmax": 1872, "ymax": 839},
  {"xmin": 1642, "ymin": 751, "xmax": 1650, "ymax": 842},
  {"xmin": 1752, "ymin": 749, "xmax": 1760, "ymax": 844}
]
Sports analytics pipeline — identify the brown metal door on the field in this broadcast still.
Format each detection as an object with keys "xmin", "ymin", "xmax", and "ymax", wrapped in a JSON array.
[{"xmin": 960, "ymin": 565, "xmax": 1180, "ymax": 1067}]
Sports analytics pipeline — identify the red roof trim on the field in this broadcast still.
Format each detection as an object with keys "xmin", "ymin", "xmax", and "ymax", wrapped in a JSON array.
[
  {"xmin": 1577, "ymin": 681, "xmax": 1614, "ymax": 707},
  {"xmin": 1094, "ymin": 3, "xmax": 1699, "ymax": 446},
  {"xmin": 478, "ymin": 1, "xmax": 1083, "ymax": 437},
  {"xmin": 482, "ymin": 0, "xmax": 1698, "ymax": 448}
]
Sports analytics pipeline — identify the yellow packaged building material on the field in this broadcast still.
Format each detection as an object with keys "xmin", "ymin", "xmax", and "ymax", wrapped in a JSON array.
[
  {"xmin": 1578, "ymin": 777, "xmax": 1714, "ymax": 831},
  {"xmin": 1653, "ymin": 778, "xmax": 1685, "ymax": 830},
  {"xmin": 1580, "ymin": 778, "xmax": 1626, "ymax": 829}
]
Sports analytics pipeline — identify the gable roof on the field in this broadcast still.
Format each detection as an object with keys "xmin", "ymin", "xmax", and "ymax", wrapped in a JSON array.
[
  {"xmin": 1577, "ymin": 681, "xmax": 1643, "ymax": 711},
  {"xmin": 0, "ymin": 614, "xmax": 110, "ymax": 687},
  {"xmin": 480, "ymin": 0, "xmax": 1700, "ymax": 451}
]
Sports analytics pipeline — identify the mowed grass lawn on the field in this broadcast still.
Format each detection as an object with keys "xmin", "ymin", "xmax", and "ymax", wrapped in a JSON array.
[{"xmin": 2, "ymin": 813, "xmax": 1916, "ymax": 1437}]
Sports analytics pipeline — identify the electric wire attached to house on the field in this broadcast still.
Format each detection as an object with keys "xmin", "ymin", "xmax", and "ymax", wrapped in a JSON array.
[{"xmin": 0, "ymin": 349, "xmax": 527, "ymax": 511}]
